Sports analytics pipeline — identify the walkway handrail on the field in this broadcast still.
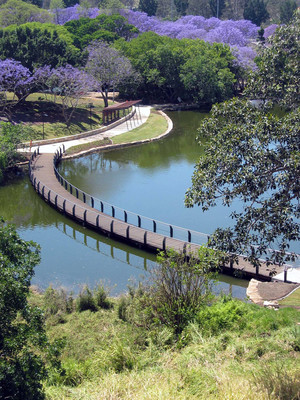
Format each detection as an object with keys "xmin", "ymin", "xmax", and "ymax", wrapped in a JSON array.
[{"xmin": 53, "ymin": 145, "xmax": 209, "ymax": 246}]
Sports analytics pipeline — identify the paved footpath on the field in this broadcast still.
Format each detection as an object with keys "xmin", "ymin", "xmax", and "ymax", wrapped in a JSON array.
[{"xmin": 29, "ymin": 105, "xmax": 151, "ymax": 154}]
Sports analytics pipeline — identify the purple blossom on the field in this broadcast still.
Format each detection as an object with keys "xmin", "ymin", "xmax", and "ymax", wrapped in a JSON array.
[
  {"xmin": 0, "ymin": 59, "xmax": 34, "ymax": 100},
  {"xmin": 264, "ymin": 24, "xmax": 278, "ymax": 39}
]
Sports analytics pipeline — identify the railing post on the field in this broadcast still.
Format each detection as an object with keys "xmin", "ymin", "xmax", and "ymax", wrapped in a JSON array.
[
  {"xmin": 37, "ymin": 182, "xmax": 40, "ymax": 193},
  {"xmin": 72, "ymin": 204, "xmax": 76, "ymax": 216},
  {"xmin": 126, "ymin": 226, "xmax": 130, "ymax": 239},
  {"xmin": 70, "ymin": 185, "xmax": 73, "ymax": 195},
  {"xmin": 138, "ymin": 215, "xmax": 141, "ymax": 228},
  {"xmin": 42, "ymin": 186, "xmax": 45, "ymax": 197},
  {"xmin": 124, "ymin": 211, "xmax": 127, "ymax": 222},
  {"xmin": 163, "ymin": 237, "xmax": 167, "ymax": 251},
  {"xmin": 48, "ymin": 190, "xmax": 51, "ymax": 202},
  {"xmin": 100, "ymin": 201, "xmax": 104, "ymax": 213},
  {"xmin": 83, "ymin": 210, "xmax": 87, "ymax": 223},
  {"xmin": 188, "ymin": 230, "xmax": 191, "ymax": 243},
  {"xmin": 183, "ymin": 242, "xmax": 187, "ymax": 255},
  {"xmin": 96, "ymin": 215, "xmax": 99, "ymax": 227},
  {"xmin": 153, "ymin": 220, "xmax": 156, "ymax": 232},
  {"xmin": 60, "ymin": 177, "xmax": 63, "ymax": 185},
  {"xmin": 91, "ymin": 197, "xmax": 94, "ymax": 208},
  {"xmin": 76, "ymin": 188, "xmax": 79, "ymax": 199},
  {"xmin": 65, "ymin": 180, "xmax": 68, "ymax": 190},
  {"xmin": 63, "ymin": 200, "xmax": 66, "ymax": 213},
  {"xmin": 110, "ymin": 220, "xmax": 114, "ymax": 233},
  {"xmin": 83, "ymin": 193, "xmax": 86, "ymax": 203},
  {"xmin": 112, "ymin": 206, "xmax": 115, "ymax": 218},
  {"xmin": 144, "ymin": 231, "xmax": 147, "ymax": 245},
  {"xmin": 55, "ymin": 195, "xmax": 58, "ymax": 207},
  {"xmin": 170, "ymin": 225, "xmax": 173, "ymax": 238}
]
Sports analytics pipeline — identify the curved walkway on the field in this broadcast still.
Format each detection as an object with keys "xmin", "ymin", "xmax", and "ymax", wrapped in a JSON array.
[
  {"xmin": 27, "ymin": 106, "xmax": 300, "ymax": 284},
  {"xmin": 28, "ymin": 105, "xmax": 152, "ymax": 154}
]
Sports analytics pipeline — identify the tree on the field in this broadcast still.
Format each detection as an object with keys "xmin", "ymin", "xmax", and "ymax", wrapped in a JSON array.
[
  {"xmin": 280, "ymin": 0, "xmax": 297, "ymax": 24},
  {"xmin": 0, "ymin": 219, "xmax": 45, "ymax": 398},
  {"xmin": 247, "ymin": 13, "xmax": 299, "ymax": 109},
  {"xmin": 64, "ymin": 14, "xmax": 138, "ymax": 50},
  {"xmin": 0, "ymin": 25, "xmax": 83, "ymax": 72},
  {"xmin": 34, "ymin": 64, "xmax": 93, "ymax": 126},
  {"xmin": 138, "ymin": 0, "xmax": 158, "ymax": 16},
  {"xmin": 209, "ymin": 0, "xmax": 226, "ymax": 18},
  {"xmin": 85, "ymin": 41, "xmax": 136, "ymax": 107},
  {"xmin": 243, "ymin": 0, "xmax": 269, "ymax": 26},
  {"xmin": 0, "ymin": 123, "xmax": 33, "ymax": 181},
  {"xmin": 0, "ymin": 59, "xmax": 34, "ymax": 103},
  {"xmin": 0, "ymin": 0, "xmax": 52, "ymax": 27},
  {"xmin": 185, "ymin": 16, "xmax": 300, "ymax": 266},
  {"xmin": 50, "ymin": 0, "xmax": 65, "ymax": 24},
  {"xmin": 126, "ymin": 248, "xmax": 219, "ymax": 334},
  {"xmin": 174, "ymin": 0, "xmax": 189, "ymax": 16}
]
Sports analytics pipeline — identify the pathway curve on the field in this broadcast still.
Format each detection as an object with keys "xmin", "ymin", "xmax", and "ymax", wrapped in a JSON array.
[{"xmin": 29, "ymin": 105, "xmax": 152, "ymax": 154}]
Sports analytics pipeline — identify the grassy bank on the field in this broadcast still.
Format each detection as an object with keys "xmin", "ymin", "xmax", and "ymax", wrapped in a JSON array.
[
  {"xmin": 1, "ymin": 93, "xmax": 113, "ymax": 140},
  {"xmin": 28, "ymin": 286, "xmax": 300, "ymax": 400},
  {"xmin": 112, "ymin": 110, "xmax": 168, "ymax": 144}
]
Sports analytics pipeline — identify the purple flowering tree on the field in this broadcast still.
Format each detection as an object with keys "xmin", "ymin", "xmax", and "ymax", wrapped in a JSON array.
[
  {"xmin": 85, "ymin": 41, "xmax": 136, "ymax": 107},
  {"xmin": 34, "ymin": 64, "xmax": 93, "ymax": 126},
  {"xmin": 0, "ymin": 59, "xmax": 35, "ymax": 119}
]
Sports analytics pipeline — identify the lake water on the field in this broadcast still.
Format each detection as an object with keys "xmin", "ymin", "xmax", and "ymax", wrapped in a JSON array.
[{"xmin": 1, "ymin": 110, "xmax": 265, "ymax": 298}]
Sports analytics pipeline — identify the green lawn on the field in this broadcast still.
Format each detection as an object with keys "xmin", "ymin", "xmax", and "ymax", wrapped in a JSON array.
[
  {"xmin": 279, "ymin": 287, "xmax": 300, "ymax": 307},
  {"xmin": 112, "ymin": 110, "xmax": 168, "ymax": 144},
  {"xmin": 65, "ymin": 138, "xmax": 112, "ymax": 155}
]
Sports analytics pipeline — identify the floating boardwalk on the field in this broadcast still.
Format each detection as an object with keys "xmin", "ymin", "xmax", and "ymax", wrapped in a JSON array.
[{"xmin": 29, "ymin": 149, "xmax": 287, "ymax": 283}]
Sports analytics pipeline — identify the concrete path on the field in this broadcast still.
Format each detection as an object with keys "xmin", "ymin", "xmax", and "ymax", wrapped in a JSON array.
[{"xmin": 28, "ymin": 105, "xmax": 151, "ymax": 154}]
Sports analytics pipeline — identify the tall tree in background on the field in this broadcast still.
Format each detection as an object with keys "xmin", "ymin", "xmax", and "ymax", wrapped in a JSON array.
[
  {"xmin": 185, "ymin": 15, "xmax": 300, "ymax": 267},
  {"xmin": 209, "ymin": 0, "xmax": 226, "ymax": 18},
  {"xmin": 139, "ymin": 0, "xmax": 158, "ymax": 16},
  {"xmin": 280, "ymin": 0, "xmax": 297, "ymax": 24},
  {"xmin": 85, "ymin": 41, "xmax": 136, "ymax": 107},
  {"xmin": 174, "ymin": 0, "xmax": 189, "ymax": 16},
  {"xmin": 243, "ymin": 0, "xmax": 269, "ymax": 25}
]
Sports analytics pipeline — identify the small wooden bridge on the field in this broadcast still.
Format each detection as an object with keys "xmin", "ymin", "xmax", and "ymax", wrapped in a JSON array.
[{"xmin": 29, "ymin": 147, "xmax": 288, "ymax": 282}]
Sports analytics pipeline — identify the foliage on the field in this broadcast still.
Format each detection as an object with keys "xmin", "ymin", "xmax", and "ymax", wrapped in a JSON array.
[
  {"xmin": 248, "ymin": 13, "xmax": 300, "ymax": 109},
  {"xmin": 34, "ymin": 64, "xmax": 94, "ymax": 126},
  {"xmin": 0, "ymin": 59, "xmax": 34, "ymax": 103},
  {"xmin": 186, "ymin": 15, "xmax": 300, "ymax": 266},
  {"xmin": 0, "ymin": 123, "xmax": 32, "ymax": 182},
  {"xmin": 93, "ymin": 282, "xmax": 113, "ymax": 309},
  {"xmin": 138, "ymin": 0, "xmax": 158, "ymax": 16},
  {"xmin": 0, "ymin": 0, "xmax": 52, "ymax": 27},
  {"xmin": 280, "ymin": 0, "xmax": 297, "ymax": 24},
  {"xmin": 209, "ymin": 0, "xmax": 226, "ymax": 18},
  {"xmin": 76, "ymin": 285, "xmax": 97, "ymax": 312},
  {"xmin": 243, "ymin": 0, "xmax": 269, "ymax": 26},
  {"xmin": 116, "ymin": 32, "xmax": 237, "ymax": 104},
  {"xmin": 85, "ymin": 40, "xmax": 137, "ymax": 107},
  {"xmin": 0, "ymin": 219, "xmax": 45, "ymax": 399},
  {"xmin": 64, "ymin": 14, "xmax": 138, "ymax": 49},
  {"xmin": 123, "ymin": 248, "xmax": 220, "ymax": 334},
  {"xmin": 120, "ymin": 10, "xmax": 259, "ymax": 71},
  {"xmin": 0, "ymin": 25, "xmax": 83, "ymax": 72},
  {"xmin": 186, "ymin": 100, "xmax": 300, "ymax": 265}
]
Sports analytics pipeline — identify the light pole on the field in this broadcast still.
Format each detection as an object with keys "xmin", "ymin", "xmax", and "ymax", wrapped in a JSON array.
[{"xmin": 42, "ymin": 113, "xmax": 48, "ymax": 140}]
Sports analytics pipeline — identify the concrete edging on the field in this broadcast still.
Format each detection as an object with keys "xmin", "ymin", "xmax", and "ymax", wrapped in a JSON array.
[{"xmin": 62, "ymin": 110, "xmax": 173, "ymax": 160}]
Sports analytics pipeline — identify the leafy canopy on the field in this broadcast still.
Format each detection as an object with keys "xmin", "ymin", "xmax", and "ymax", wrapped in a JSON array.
[{"xmin": 186, "ymin": 15, "xmax": 300, "ymax": 266}]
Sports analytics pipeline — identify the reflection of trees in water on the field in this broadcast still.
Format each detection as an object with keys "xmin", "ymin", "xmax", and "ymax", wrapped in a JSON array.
[{"xmin": 0, "ymin": 176, "xmax": 59, "ymax": 227}]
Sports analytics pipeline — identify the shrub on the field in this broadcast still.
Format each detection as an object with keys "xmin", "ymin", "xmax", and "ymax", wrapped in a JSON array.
[
  {"xmin": 195, "ymin": 296, "xmax": 249, "ymax": 335},
  {"xmin": 93, "ymin": 283, "xmax": 113, "ymax": 310},
  {"xmin": 43, "ymin": 286, "xmax": 74, "ymax": 318},
  {"xmin": 76, "ymin": 286, "xmax": 97, "ymax": 312}
]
